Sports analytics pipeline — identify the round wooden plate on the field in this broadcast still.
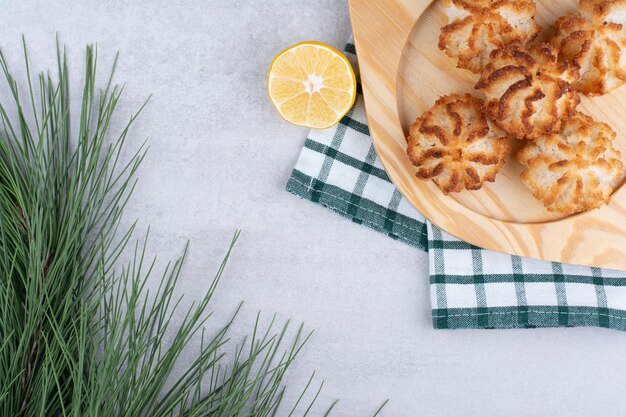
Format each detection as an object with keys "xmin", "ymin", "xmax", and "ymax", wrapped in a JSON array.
[{"xmin": 349, "ymin": 0, "xmax": 626, "ymax": 269}]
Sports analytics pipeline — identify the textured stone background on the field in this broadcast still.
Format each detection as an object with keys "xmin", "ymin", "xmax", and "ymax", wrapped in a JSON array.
[{"xmin": 4, "ymin": 1, "xmax": 626, "ymax": 415}]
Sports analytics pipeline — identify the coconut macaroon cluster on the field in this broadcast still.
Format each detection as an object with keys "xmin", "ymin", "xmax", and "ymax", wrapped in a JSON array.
[
  {"xmin": 553, "ymin": 0, "xmax": 626, "ymax": 95},
  {"xmin": 405, "ymin": 0, "xmax": 625, "ymax": 214},
  {"xmin": 406, "ymin": 94, "xmax": 509, "ymax": 194},
  {"xmin": 438, "ymin": 0, "xmax": 542, "ymax": 74}
]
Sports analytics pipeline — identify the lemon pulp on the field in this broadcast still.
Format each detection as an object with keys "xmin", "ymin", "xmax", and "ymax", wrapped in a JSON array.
[{"xmin": 268, "ymin": 41, "xmax": 357, "ymax": 129}]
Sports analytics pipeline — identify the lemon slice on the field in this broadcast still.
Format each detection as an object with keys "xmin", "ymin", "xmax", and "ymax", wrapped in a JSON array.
[{"xmin": 268, "ymin": 41, "xmax": 357, "ymax": 129}]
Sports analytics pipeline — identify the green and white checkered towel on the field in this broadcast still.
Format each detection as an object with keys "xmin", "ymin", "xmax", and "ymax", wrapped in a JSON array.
[{"xmin": 286, "ymin": 42, "xmax": 626, "ymax": 331}]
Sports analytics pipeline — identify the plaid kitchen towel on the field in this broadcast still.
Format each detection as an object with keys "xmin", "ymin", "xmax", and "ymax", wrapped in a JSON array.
[{"xmin": 286, "ymin": 42, "xmax": 626, "ymax": 331}]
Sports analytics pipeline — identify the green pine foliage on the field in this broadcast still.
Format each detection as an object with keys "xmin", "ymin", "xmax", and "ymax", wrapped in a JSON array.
[{"xmin": 0, "ymin": 38, "xmax": 343, "ymax": 417}]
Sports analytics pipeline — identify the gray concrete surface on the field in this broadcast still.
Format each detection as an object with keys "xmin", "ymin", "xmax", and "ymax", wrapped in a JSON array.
[{"xmin": 5, "ymin": 1, "xmax": 626, "ymax": 416}]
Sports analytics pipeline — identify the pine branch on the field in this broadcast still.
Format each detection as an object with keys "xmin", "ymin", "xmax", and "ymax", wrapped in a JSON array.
[{"xmin": 0, "ymin": 38, "xmax": 356, "ymax": 417}]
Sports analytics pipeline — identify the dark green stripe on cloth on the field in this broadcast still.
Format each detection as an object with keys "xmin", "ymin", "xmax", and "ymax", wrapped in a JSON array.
[
  {"xmin": 303, "ymin": 139, "xmax": 390, "ymax": 182},
  {"xmin": 429, "ymin": 273, "xmax": 626, "ymax": 285},
  {"xmin": 287, "ymin": 169, "xmax": 428, "ymax": 250},
  {"xmin": 432, "ymin": 306, "xmax": 626, "ymax": 330}
]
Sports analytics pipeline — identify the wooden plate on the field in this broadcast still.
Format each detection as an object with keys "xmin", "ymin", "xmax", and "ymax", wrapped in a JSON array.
[{"xmin": 348, "ymin": 0, "xmax": 626, "ymax": 269}]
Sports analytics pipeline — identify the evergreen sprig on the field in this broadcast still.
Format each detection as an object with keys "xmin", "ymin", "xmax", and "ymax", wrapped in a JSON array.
[{"xmin": 0, "ymin": 38, "xmax": 340, "ymax": 417}]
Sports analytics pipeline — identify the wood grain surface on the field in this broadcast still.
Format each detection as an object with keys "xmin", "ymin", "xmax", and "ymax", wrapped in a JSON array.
[{"xmin": 348, "ymin": 0, "xmax": 626, "ymax": 269}]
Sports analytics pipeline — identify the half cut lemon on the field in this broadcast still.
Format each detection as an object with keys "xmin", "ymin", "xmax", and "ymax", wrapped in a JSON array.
[{"xmin": 268, "ymin": 41, "xmax": 356, "ymax": 129}]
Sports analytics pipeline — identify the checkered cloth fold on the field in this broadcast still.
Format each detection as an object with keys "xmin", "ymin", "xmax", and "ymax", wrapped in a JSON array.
[{"xmin": 286, "ymin": 42, "xmax": 626, "ymax": 331}]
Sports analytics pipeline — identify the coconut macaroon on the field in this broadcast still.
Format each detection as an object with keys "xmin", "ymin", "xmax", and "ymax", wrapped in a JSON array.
[
  {"xmin": 517, "ymin": 112, "xmax": 623, "ymax": 214},
  {"xmin": 406, "ymin": 94, "xmax": 510, "ymax": 194},
  {"xmin": 580, "ymin": 0, "xmax": 626, "ymax": 24},
  {"xmin": 553, "ymin": 0, "xmax": 626, "ymax": 95},
  {"xmin": 438, "ymin": 0, "xmax": 541, "ymax": 74},
  {"xmin": 475, "ymin": 41, "xmax": 580, "ymax": 140}
]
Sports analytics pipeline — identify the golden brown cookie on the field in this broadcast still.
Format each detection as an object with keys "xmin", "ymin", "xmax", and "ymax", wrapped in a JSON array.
[
  {"xmin": 476, "ymin": 41, "xmax": 580, "ymax": 140},
  {"xmin": 553, "ymin": 0, "xmax": 626, "ymax": 95},
  {"xmin": 438, "ymin": 0, "xmax": 541, "ymax": 74},
  {"xmin": 580, "ymin": 0, "xmax": 626, "ymax": 24},
  {"xmin": 407, "ymin": 94, "xmax": 510, "ymax": 194},
  {"xmin": 517, "ymin": 112, "xmax": 623, "ymax": 214}
]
